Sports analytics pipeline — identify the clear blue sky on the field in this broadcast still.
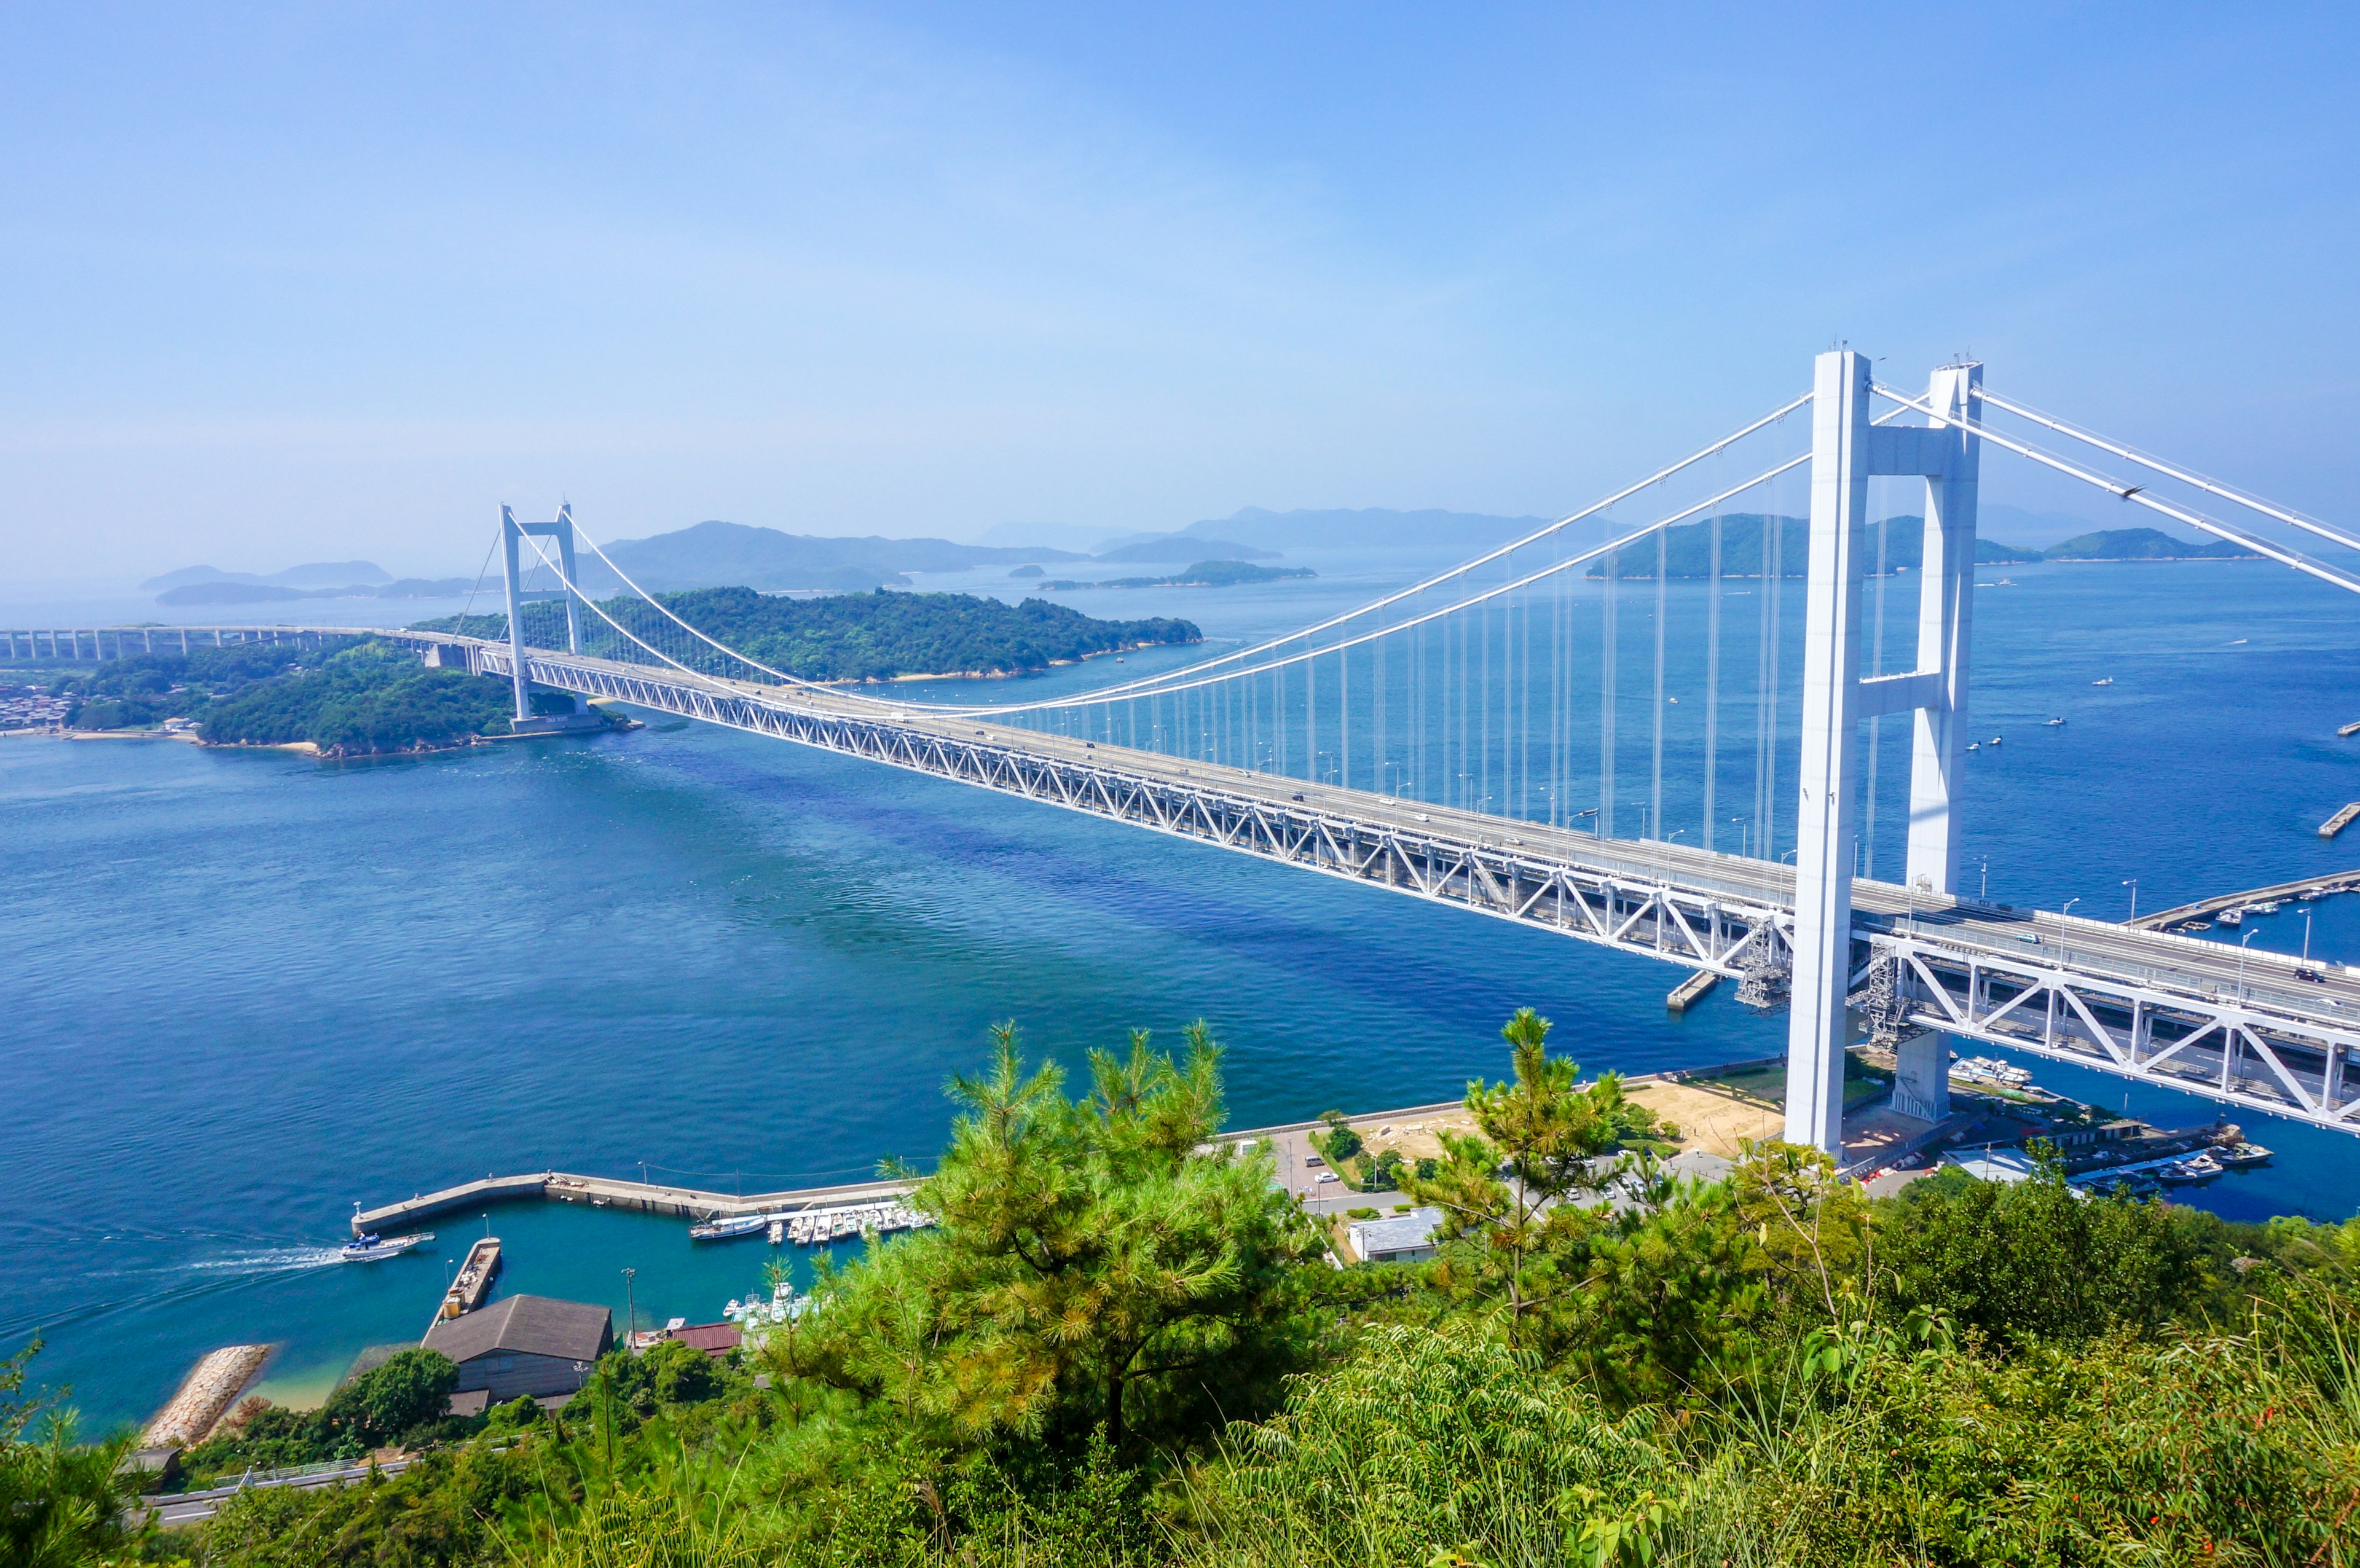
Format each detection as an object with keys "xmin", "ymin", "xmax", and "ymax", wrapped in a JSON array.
[{"xmin": 4, "ymin": 2, "xmax": 2354, "ymax": 579}]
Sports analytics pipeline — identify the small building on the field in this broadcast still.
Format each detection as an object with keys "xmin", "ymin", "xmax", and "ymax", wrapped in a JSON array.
[
  {"xmin": 1348, "ymin": 1207, "xmax": 1443, "ymax": 1264},
  {"xmin": 422, "ymin": 1294, "xmax": 612, "ymax": 1403},
  {"xmin": 660, "ymin": 1322, "xmax": 742, "ymax": 1360}
]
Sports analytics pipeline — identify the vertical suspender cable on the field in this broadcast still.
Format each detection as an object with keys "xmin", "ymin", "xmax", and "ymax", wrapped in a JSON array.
[
  {"xmin": 1704, "ymin": 506, "xmax": 1721, "ymax": 851},
  {"xmin": 1479, "ymin": 581, "xmax": 1492, "ymax": 813},
  {"xmin": 1650, "ymin": 524, "xmax": 1667, "ymax": 841},
  {"xmin": 1340, "ymin": 643, "xmax": 1351, "ymax": 790},
  {"xmin": 1600, "ymin": 531, "xmax": 1618, "ymax": 837}
]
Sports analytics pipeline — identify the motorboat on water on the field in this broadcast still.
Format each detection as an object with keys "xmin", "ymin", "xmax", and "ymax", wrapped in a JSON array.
[
  {"xmin": 689, "ymin": 1213, "xmax": 769, "ymax": 1242},
  {"xmin": 2045, "ymin": 716, "xmax": 2066, "ymax": 726},
  {"xmin": 2216, "ymin": 1142, "xmax": 2273, "ymax": 1169},
  {"xmin": 2093, "ymin": 677, "xmax": 2114, "ymax": 686},
  {"xmin": 2157, "ymin": 1151, "xmax": 2225, "ymax": 1185},
  {"xmin": 2217, "ymin": 907, "xmax": 2244, "ymax": 927},
  {"xmin": 342, "ymin": 1231, "xmax": 432, "ymax": 1262}
]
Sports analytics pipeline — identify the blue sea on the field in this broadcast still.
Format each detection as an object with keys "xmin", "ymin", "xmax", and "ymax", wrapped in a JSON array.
[{"xmin": 6, "ymin": 555, "xmax": 2360, "ymax": 1432}]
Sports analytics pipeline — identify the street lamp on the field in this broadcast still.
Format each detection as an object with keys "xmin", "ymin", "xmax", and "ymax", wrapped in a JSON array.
[
  {"xmin": 2122, "ymin": 879, "xmax": 2139, "ymax": 921},
  {"xmin": 2304, "ymin": 907, "xmax": 2315, "ymax": 965},
  {"xmin": 2062, "ymin": 897, "xmax": 2080, "ymax": 919},
  {"xmin": 621, "ymin": 1267, "xmax": 636, "ymax": 1351},
  {"xmin": 1978, "ymin": 855, "xmax": 1990, "ymax": 903},
  {"xmin": 2237, "ymin": 927, "xmax": 2259, "ymax": 1002}
]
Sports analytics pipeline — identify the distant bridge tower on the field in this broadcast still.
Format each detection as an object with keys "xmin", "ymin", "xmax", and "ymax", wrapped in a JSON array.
[
  {"xmin": 1784, "ymin": 351, "xmax": 1983, "ymax": 1152},
  {"xmin": 498, "ymin": 503, "xmax": 585, "ymax": 723}
]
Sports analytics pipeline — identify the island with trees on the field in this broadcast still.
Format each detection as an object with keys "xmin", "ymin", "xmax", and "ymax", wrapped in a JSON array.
[
  {"xmin": 414, "ymin": 585, "xmax": 1201, "ymax": 682},
  {"xmin": 1041, "ymin": 559, "xmax": 1316, "ymax": 590},
  {"xmin": 25, "ymin": 638, "xmax": 586, "ymax": 756},
  {"xmin": 15, "ymin": 1004, "xmax": 2358, "ymax": 1566}
]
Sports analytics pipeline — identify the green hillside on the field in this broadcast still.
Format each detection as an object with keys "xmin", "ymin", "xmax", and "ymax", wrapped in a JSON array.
[
  {"xmin": 417, "ymin": 586, "xmax": 1199, "ymax": 681},
  {"xmin": 1586, "ymin": 514, "xmax": 2041, "ymax": 578}
]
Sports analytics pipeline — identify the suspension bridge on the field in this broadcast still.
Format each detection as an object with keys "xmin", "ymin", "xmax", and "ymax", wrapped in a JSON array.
[{"xmin": 17, "ymin": 350, "xmax": 2360, "ymax": 1145}]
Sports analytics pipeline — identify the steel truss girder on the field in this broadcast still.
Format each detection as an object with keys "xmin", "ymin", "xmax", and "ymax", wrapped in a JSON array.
[
  {"xmin": 1877, "ymin": 930, "xmax": 2360, "ymax": 1131},
  {"xmin": 480, "ymin": 646, "xmax": 1790, "ymax": 981}
]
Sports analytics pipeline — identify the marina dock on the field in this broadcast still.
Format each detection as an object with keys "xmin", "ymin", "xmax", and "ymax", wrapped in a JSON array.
[
  {"xmin": 435, "ymin": 1236, "xmax": 502, "ymax": 1325},
  {"xmin": 2131, "ymin": 868, "xmax": 2360, "ymax": 930},
  {"xmin": 354, "ymin": 1170, "xmax": 916, "ymax": 1236}
]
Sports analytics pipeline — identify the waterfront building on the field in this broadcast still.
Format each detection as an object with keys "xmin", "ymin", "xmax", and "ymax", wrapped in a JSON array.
[{"xmin": 422, "ymin": 1294, "xmax": 612, "ymax": 1405}]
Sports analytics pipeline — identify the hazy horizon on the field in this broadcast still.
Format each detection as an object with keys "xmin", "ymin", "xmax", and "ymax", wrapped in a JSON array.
[{"xmin": 6, "ymin": 4, "xmax": 2355, "ymax": 583}]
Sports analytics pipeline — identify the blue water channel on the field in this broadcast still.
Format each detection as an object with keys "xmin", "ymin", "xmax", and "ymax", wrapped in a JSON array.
[{"xmin": 6, "ymin": 555, "xmax": 2360, "ymax": 1429}]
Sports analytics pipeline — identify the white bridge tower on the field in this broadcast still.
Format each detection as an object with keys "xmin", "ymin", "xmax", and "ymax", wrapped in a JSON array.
[{"xmin": 1784, "ymin": 351, "xmax": 1983, "ymax": 1152}]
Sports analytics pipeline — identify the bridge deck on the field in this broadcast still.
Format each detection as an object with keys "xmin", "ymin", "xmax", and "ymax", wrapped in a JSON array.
[{"xmin": 33, "ymin": 624, "xmax": 2360, "ymax": 1132}]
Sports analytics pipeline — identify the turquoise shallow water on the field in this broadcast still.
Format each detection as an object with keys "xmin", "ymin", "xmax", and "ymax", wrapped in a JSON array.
[{"xmin": 7, "ymin": 556, "xmax": 2360, "ymax": 1430}]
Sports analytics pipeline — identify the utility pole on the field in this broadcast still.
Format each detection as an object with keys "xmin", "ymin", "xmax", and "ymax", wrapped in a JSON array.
[{"xmin": 622, "ymin": 1267, "xmax": 637, "ymax": 1352}]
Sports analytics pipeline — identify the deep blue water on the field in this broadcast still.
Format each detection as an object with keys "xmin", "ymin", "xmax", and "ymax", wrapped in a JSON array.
[{"xmin": 7, "ymin": 556, "xmax": 2360, "ymax": 1430}]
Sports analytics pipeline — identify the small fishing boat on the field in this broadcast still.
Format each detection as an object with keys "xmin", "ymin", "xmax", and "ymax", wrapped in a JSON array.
[
  {"xmin": 2045, "ymin": 716, "xmax": 2066, "ymax": 726},
  {"xmin": 2157, "ymin": 1151, "xmax": 2225, "ymax": 1185},
  {"xmin": 1989, "ymin": 735, "xmax": 2003, "ymax": 746},
  {"xmin": 1967, "ymin": 742, "xmax": 1980, "ymax": 751},
  {"xmin": 341, "ymin": 1231, "xmax": 432, "ymax": 1263},
  {"xmin": 2217, "ymin": 907, "xmax": 2244, "ymax": 927},
  {"xmin": 2093, "ymin": 677, "xmax": 2114, "ymax": 686},
  {"xmin": 690, "ymin": 1213, "xmax": 768, "ymax": 1242},
  {"xmin": 767, "ymin": 1218, "xmax": 784, "ymax": 1245},
  {"xmin": 2216, "ymin": 1142, "xmax": 2273, "ymax": 1169},
  {"xmin": 2251, "ymin": 901, "xmax": 2283, "ymax": 914}
]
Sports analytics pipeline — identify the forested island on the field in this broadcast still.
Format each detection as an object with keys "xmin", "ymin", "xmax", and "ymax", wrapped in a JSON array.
[
  {"xmin": 26, "ymin": 638, "xmax": 578, "ymax": 756},
  {"xmin": 18, "ymin": 1009, "xmax": 2359, "ymax": 1566},
  {"xmin": 1587, "ymin": 515, "xmax": 2256, "ymax": 577},
  {"xmin": 414, "ymin": 586, "xmax": 1200, "ymax": 681},
  {"xmin": 1041, "ymin": 559, "xmax": 1315, "ymax": 590}
]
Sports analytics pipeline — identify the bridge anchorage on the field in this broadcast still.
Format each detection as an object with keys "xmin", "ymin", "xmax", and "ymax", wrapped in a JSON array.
[{"xmin": 17, "ymin": 349, "xmax": 2360, "ymax": 1144}]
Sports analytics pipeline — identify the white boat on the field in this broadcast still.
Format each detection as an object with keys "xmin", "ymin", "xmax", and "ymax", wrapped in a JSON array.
[
  {"xmin": 341, "ymin": 1231, "xmax": 432, "ymax": 1263},
  {"xmin": 2218, "ymin": 908, "xmax": 2244, "ymax": 927},
  {"xmin": 2045, "ymin": 716, "xmax": 2066, "ymax": 726},
  {"xmin": 767, "ymin": 1218, "xmax": 784, "ymax": 1245},
  {"xmin": 2251, "ymin": 901, "xmax": 2282, "ymax": 914},
  {"xmin": 2093, "ymin": 677, "xmax": 2114, "ymax": 686},
  {"xmin": 690, "ymin": 1213, "xmax": 768, "ymax": 1242}
]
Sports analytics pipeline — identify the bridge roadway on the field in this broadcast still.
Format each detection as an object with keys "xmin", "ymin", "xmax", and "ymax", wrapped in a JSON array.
[
  {"xmin": 448, "ymin": 632, "xmax": 2360, "ymax": 1134},
  {"xmin": 18, "ymin": 624, "xmax": 2357, "ymax": 1131}
]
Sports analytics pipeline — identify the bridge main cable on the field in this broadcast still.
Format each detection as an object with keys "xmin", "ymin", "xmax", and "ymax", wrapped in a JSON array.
[{"xmin": 544, "ymin": 391, "xmax": 1820, "ymax": 718}]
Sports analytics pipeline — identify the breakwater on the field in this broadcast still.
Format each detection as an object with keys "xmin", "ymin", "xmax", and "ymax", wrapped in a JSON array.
[{"xmin": 141, "ymin": 1344, "xmax": 272, "ymax": 1451}]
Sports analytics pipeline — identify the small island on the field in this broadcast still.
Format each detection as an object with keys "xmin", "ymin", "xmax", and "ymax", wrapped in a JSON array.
[
  {"xmin": 28, "ymin": 637, "xmax": 586, "ymax": 756},
  {"xmin": 1042, "ymin": 559, "xmax": 1315, "ymax": 590},
  {"xmin": 415, "ymin": 586, "xmax": 1200, "ymax": 683}
]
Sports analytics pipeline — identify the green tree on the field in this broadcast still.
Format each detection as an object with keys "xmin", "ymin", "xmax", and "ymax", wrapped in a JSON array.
[
  {"xmin": 326, "ymin": 1349, "xmax": 458, "ymax": 1446},
  {"xmin": 0, "ymin": 1341, "xmax": 145, "ymax": 1568},
  {"xmin": 780, "ymin": 1021, "xmax": 1318, "ymax": 1456},
  {"xmin": 1402, "ymin": 1008, "xmax": 1658, "ymax": 1347},
  {"xmin": 1876, "ymin": 1161, "xmax": 2218, "ymax": 1341}
]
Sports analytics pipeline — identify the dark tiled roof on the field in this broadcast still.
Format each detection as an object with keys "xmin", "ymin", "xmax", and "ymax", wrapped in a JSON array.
[{"xmin": 424, "ymin": 1295, "xmax": 611, "ymax": 1365}]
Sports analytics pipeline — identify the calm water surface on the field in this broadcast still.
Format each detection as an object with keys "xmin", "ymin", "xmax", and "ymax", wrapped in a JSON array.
[{"xmin": 7, "ymin": 557, "xmax": 2360, "ymax": 1429}]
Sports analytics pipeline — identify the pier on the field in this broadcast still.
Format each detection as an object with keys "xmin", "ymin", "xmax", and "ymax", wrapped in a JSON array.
[
  {"xmin": 353, "ymin": 1170, "xmax": 916, "ymax": 1237},
  {"xmin": 2130, "ymin": 869, "xmax": 2360, "ymax": 930},
  {"xmin": 2321, "ymin": 803, "xmax": 2360, "ymax": 840}
]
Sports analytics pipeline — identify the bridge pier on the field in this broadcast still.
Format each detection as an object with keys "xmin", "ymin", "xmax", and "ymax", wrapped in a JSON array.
[{"xmin": 1784, "ymin": 351, "xmax": 1982, "ymax": 1152}]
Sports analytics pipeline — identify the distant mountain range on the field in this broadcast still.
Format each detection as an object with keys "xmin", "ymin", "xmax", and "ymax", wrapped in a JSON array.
[
  {"xmin": 573, "ymin": 520, "xmax": 1089, "ymax": 594},
  {"xmin": 142, "ymin": 561, "xmax": 393, "ymax": 591},
  {"xmin": 156, "ymin": 577, "xmax": 476, "ymax": 606}
]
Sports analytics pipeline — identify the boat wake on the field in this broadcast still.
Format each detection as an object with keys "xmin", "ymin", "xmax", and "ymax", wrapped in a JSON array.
[{"xmin": 188, "ymin": 1247, "xmax": 348, "ymax": 1274}]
